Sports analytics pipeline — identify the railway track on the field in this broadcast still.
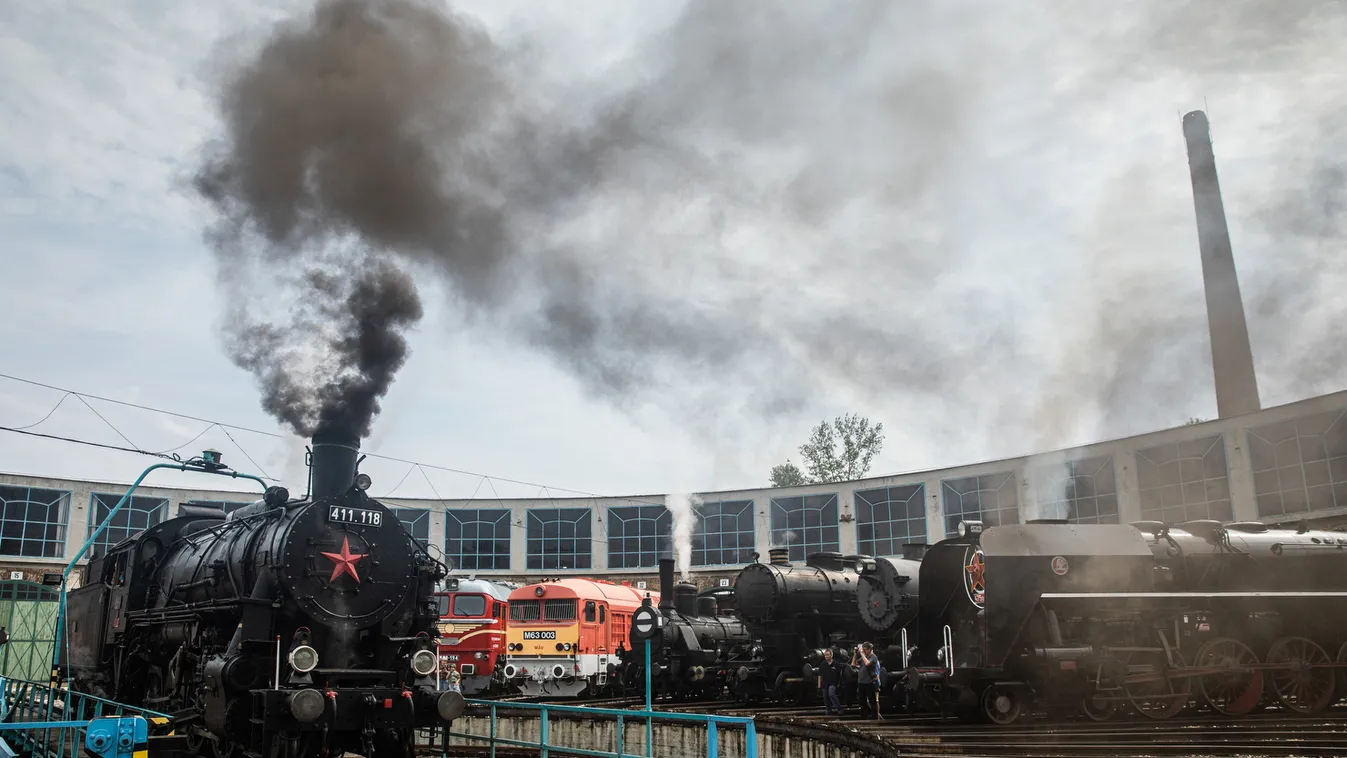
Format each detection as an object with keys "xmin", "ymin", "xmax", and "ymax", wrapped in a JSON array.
[{"xmin": 438, "ymin": 695, "xmax": 1347, "ymax": 756}]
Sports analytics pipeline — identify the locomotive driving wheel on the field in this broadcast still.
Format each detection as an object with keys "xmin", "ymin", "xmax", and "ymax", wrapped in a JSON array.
[
  {"xmin": 1122, "ymin": 650, "xmax": 1190, "ymax": 720},
  {"xmin": 981, "ymin": 684, "xmax": 1022, "ymax": 725},
  {"xmin": 1266, "ymin": 636, "xmax": 1335, "ymax": 713},
  {"xmin": 1195, "ymin": 637, "xmax": 1263, "ymax": 716}
]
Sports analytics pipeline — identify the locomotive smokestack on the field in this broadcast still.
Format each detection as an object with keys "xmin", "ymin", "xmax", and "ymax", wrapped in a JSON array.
[
  {"xmin": 658, "ymin": 554, "xmax": 675, "ymax": 612},
  {"xmin": 309, "ymin": 427, "xmax": 361, "ymax": 500},
  {"xmin": 768, "ymin": 547, "xmax": 790, "ymax": 566},
  {"xmin": 1182, "ymin": 110, "xmax": 1261, "ymax": 418}
]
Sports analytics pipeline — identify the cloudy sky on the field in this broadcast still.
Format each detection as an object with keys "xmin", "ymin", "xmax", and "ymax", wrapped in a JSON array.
[{"xmin": 1, "ymin": 0, "xmax": 1344, "ymax": 500}]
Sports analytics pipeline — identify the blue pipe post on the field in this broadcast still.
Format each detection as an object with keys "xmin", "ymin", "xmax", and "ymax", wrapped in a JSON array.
[
  {"xmin": 644, "ymin": 638, "xmax": 652, "ymax": 757},
  {"xmin": 50, "ymin": 458, "xmax": 268, "ymax": 678}
]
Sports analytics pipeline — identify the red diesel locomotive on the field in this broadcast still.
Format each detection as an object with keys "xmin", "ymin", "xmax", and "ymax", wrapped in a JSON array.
[{"xmin": 436, "ymin": 577, "xmax": 516, "ymax": 695}]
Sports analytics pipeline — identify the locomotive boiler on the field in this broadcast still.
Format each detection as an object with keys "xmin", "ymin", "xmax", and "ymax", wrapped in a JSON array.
[
  {"xmin": 58, "ymin": 429, "xmax": 464, "ymax": 758},
  {"xmin": 902, "ymin": 518, "xmax": 1347, "ymax": 725},
  {"xmin": 625, "ymin": 557, "xmax": 755, "ymax": 700},
  {"xmin": 732, "ymin": 548, "xmax": 876, "ymax": 702}
]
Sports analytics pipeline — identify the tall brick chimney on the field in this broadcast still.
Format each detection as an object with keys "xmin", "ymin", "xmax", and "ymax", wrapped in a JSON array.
[{"xmin": 1182, "ymin": 110, "xmax": 1261, "ymax": 418}]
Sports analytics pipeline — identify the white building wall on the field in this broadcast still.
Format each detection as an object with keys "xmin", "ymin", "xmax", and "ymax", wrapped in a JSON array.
[{"xmin": 3, "ymin": 388, "xmax": 1347, "ymax": 577}]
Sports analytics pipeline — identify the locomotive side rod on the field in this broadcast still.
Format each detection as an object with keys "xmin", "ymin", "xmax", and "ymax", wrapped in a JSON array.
[{"xmin": 50, "ymin": 452, "xmax": 270, "ymax": 679}]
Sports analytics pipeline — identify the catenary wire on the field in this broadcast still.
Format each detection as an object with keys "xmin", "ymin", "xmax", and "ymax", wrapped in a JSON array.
[{"xmin": 0, "ymin": 371, "xmax": 668, "ymax": 506}]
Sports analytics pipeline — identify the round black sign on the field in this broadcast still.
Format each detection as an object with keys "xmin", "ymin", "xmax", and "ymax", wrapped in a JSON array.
[{"xmin": 632, "ymin": 606, "xmax": 661, "ymax": 641}]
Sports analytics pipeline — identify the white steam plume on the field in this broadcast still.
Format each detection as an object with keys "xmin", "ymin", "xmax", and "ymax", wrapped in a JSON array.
[{"xmin": 666, "ymin": 493, "xmax": 701, "ymax": 580}]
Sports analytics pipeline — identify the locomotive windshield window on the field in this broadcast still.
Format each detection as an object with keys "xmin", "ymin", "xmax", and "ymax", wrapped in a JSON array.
[
  {"xmin": 511, "ymin": 600, "xmax": 541, "ymax": 621},
  {"xmin": 544, "ymin": 599, "xmax": 577, "ymax": 621},
  {"xmin": 453, "ymin": 594, "xmax": 486, "ymax": 617},
  {"xmin": 437, "ymin": 595, "xmax": 451, "ymax": 617},
  {"xmin": 583, "ymin": 600, "xmax": 596, "ymax": 622}
]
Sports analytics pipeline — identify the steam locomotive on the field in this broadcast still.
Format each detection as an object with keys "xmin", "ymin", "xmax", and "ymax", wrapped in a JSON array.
[
  {"xmin": 625, "ymin": 560, "xmax": 755, "ymax": 700},
  {"xmin": 889, "ymin": 518, "xmax": 1347, "ymax": 723},
  {"xmin": 58, "ymin": 430, "xmax": 466, "ymax": 758}
]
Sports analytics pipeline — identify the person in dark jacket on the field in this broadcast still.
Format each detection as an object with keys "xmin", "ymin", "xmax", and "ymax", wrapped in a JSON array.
[{"xmin": 816, "ymin": 648, "xmax": 843, "ymax": 715}]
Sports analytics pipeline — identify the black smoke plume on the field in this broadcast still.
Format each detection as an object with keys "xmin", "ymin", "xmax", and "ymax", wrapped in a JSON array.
[{"xmin": 191, "ymin": 0, "xmax": 1347, "ymax": 465}]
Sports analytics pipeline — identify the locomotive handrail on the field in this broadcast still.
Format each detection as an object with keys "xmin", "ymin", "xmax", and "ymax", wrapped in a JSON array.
[
  {"xmin": 51, "ymin": 454, "xmax": 270, "ymax": 678},
  {"xmin": 942, "ymin": 624, "xmax": 954, "ymax": 676}
]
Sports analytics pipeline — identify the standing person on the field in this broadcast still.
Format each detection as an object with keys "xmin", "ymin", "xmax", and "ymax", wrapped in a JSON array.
[
  {"xmin": 853, "ymin": 642, "xmax": 879, "ymax": 719},
  {"xmin": 816, "ymin": 649, "xmax": 843, "ymax": 716}
]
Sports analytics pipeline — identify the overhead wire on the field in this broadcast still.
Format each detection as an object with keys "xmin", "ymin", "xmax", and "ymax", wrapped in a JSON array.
[{"xmin": 0, "ymin": 370, "xmax": 663, "ymax": 505}]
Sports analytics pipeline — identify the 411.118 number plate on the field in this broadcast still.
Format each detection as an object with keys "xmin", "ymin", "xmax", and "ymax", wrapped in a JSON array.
[{"xmin": 327, "ymin": 506, "xmax": 383, "ymax": 527}]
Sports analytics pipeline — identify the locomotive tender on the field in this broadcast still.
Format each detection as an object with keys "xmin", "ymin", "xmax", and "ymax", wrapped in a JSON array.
[{"xmin": 59, "ymin": 429, "xmax": 465, "ymax": 758}]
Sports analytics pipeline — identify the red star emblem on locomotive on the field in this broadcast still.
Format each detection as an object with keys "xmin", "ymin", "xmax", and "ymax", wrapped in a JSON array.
[
  {"xmin": 965, "ymin": 549, "xmax": 985, "ymax": 601},
  {"xmin": 321, "ymin": 535, "xmax": 368, "ymax": 584}
]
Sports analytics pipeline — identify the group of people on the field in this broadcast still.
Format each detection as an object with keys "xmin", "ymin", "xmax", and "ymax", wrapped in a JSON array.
[{"xmin": 814, "ymin": 641, "xmax": 883, "ymax": 719}]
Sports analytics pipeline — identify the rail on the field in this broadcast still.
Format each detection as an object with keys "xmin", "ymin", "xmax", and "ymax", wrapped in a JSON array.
[
  {"xmin": 445, "ymin": 699, "xmax": 758, "ymax": 758},
  {"xmin": 0, "ymin": 678, "xmax": 167, "ymax": 758}
]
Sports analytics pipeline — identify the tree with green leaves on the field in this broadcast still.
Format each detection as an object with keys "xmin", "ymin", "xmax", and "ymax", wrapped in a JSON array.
[
  {"xmin": 769, "ymin": 413, "xmax": 885, "ymax": 486},
  {"xmin": 769, "ymin": 460, "xmax": 807, "ymax": 487}
]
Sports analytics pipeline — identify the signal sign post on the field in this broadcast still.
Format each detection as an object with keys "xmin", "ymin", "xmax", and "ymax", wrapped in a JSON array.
[{"xmin": 631, "ymin": 604, "xmax": 662, "ymax": 712}]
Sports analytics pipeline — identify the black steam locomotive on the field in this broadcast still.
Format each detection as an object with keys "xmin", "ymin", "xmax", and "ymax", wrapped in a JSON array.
[
  {"xmin": 898, "ymin": 518, "xmax": 1347, "ymax": 723},
  {"xmin": 623, "ymin": 559, "xmax": 756, "ymax": 700},
  {"xmin": 58, "ymin": 430, "xmax": 465, "ymax": 758}
]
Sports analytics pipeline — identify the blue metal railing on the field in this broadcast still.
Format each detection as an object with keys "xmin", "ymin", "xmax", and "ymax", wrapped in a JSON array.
[
  {"xmin": 446, "ymin": 699, "xmax": 758, "ymax": 758},
  {"xmin": 0, "ymin": 678, "xmax": 170, "ymax": 758}
]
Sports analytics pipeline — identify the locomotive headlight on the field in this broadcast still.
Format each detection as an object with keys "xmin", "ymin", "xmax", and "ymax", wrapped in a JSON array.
[
  {"xmin": 288, "ymin": 645, "xmax": 319, "ymax": 674},
  {"xmin": 354, "ymin": 473, "xmax": 372, "ymax": 491},
  {"xmin": 411, "ymin": 649, "xmax": 437, "ymax": 677}
]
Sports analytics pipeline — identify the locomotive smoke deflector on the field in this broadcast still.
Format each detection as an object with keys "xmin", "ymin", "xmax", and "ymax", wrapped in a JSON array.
[{"xmin": 309, "ymin": 427, "xmax": 363, "ymax": 499}]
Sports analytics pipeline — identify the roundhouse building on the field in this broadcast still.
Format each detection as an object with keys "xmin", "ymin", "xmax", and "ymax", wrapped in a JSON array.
[{"xmin": 4, "ymin": 389, "xmax": 1347, "ymax": 602}]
